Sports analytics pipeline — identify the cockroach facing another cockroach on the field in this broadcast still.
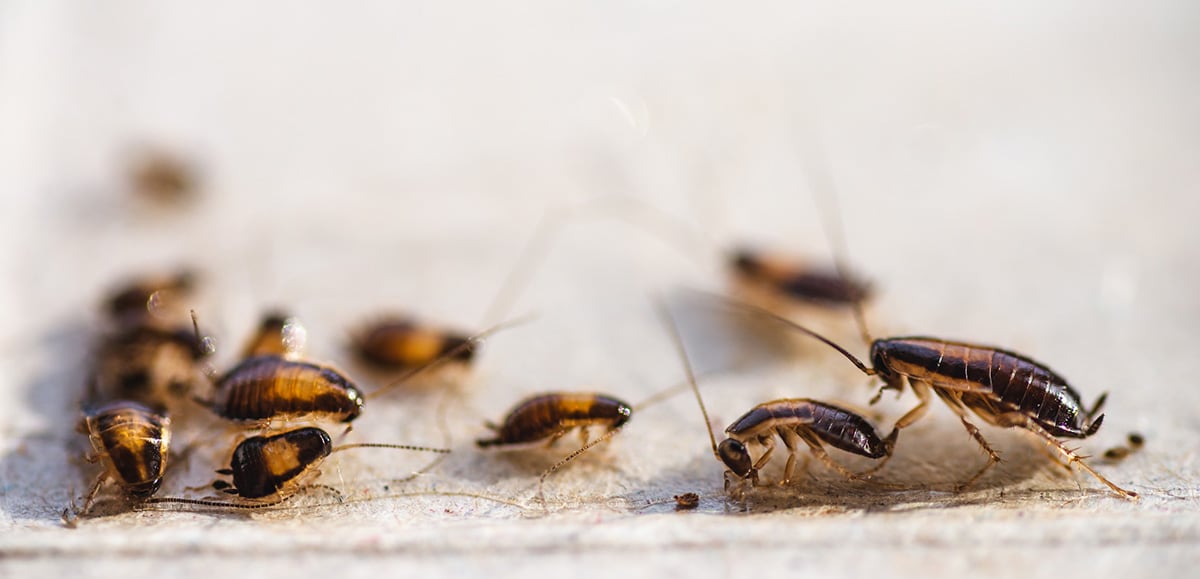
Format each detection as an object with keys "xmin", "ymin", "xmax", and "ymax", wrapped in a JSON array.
[
  {"xmin": 658, "ymin": 300, "xmax": 889, "ymax": 498},
  {"xmin": 687, "ymin": 291, "xmax": 1137, "ymax": 500}
]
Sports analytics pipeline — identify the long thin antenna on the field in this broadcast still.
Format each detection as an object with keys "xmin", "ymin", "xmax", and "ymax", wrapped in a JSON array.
[
  {"xmin": 654, "ymin": 298, "xmax": 718, "ymax": 457},
  {"xmin": 537, "ymin": 427, "xmax": 623, "ymax": 507},
  {"xmin": 683, "ymin": 289, "xmax": 875, "ymax": 377},
  {"xmin": 331, "ymin": 442, "xmax": 450, "ymax": 455},
  {"xmin": 144, "ymin": 496, "xmax": 290, "ymax": 510},
  {"xmin": 799, "ymin": 140, "xmax": 874, "ymax": 346},
  {"xmin": 368, "ymin": 313, "xmax": 536, "ymax": 399},
  {"xmin": 479, "ymin": 195, "xmax": 713, "ymax": 328}
]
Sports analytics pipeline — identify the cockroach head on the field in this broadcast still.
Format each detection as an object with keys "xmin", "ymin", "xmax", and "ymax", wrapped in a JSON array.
[{"xmin": 717, "ymin": 438, "xmax": 753, "ymax": 479}]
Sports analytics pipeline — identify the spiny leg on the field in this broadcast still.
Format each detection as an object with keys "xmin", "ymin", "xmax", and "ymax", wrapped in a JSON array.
[
  {"xmin": 537, "ymin": 427, "xmax": 622, "ymax": 508},
  {"xmin": 62, "ymin": 473, "xmax": 107, "ymax": 526},
  {"xmin": 1017, "ymin": 418, "xmax": 1138, "ymax": 500},
  {"xmin": 933, "ymin": 390, "xmax": 1002, "ymax": 491}
]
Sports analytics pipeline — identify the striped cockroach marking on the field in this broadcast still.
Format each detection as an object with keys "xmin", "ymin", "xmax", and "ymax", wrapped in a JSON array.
[
  {"xmin": 688, "ymin": 291, "xmax": 1137, "ymax": 499},
  {"xmin": 476, "ymin": 392, "xmax": 632, "ymax": 505},
  {"xmin": 658, "ymin": 300, "xmax": 888, "ymax": 497},
  {"xmin": 64, "ymin": 400, "xmax": 171, "ymax": 526}
]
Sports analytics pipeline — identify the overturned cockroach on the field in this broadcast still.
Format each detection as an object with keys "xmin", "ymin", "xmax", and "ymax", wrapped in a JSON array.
[
  {"xmin": 688, "ymin": 291, "xmax": 1137, "ymax": 499},
  {"xmin": 145, "ymin": 426, "xmax": 448, "ymax": 510},
  {"xmin": 659, "ymin": 300, "xmax": 888, "ymax": 497},
  {"xmin": 64, "ymin": 400, "xmax": 171, "ymax": 525}
]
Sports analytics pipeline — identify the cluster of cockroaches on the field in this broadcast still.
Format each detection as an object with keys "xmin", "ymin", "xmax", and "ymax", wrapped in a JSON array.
[
  {"xmin": 64, "ymin": 269, "xmax": 530, "ymax": 524},
  {"xmin": 66, "ymin": 184, "xmax": 1138, "ymax": 526}
]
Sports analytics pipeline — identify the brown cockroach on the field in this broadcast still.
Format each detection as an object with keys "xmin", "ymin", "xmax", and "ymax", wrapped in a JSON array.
[
  {"xmin": 480, "ymin": 194, "xmax": 872, "ymax": 330},
  {"xmin": 240, "ymin": 311, "xmax": 306, "ymax": 360},
  {"xmin": 476, "ymin": 392, "xmax": 633, "ymax": 505},
  {"xmin": 658, "ymin": 300, "xmax": 888, "ymax": 497},
  {"xmin": 688, "ymin": 291, "xmax": 1137, "ymax": 499},
  {"xmin": 87, "ymin": 322, "xmax": 207, "ymax": 412},
  {"xmin": 350, "ymin": 315, "xmax": 474, "ymax": 371},
  {"xmin": 193, "ymin": 311, "xmax": 530, "ymax": 426},
  {"xmin": 64, "ymin": 400, "xmax": 171, "ymax": 525},
  {"xmin": 145, "ymin": 426, "xmax": 448, "ymax": 510},
  {"xmin": 104, "ymin": 269, "xmax": 196, "ymax": 325},
  {"xmin": 128, "ymin": 147, "xmax": 198, "ymax": 203}
]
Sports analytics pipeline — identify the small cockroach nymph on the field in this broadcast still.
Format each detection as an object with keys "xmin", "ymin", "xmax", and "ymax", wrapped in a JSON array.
[
  {"xmin": 88, "ymin": 322, "xmax": 207, "ymax": 412},
  {"xmin": 128, "ymin": 147, "xmax": 198, "ymax": 203},
  {"xmin": 63, "ymin": 400, "xmax": 171, "ymax": 526},
  {"xmin": 729, "ymin": 247, "xmax": 871, "ymax": 307},
  {"xmin": 688, "ymin": 291, "xmax": 1137, "ymax": 500},
  {"xmin": 193, "ymin": 311, "xmax": 531, "ymax": 426},
  {"xmin": 658, "ymin": 300, "xmax": 888, "ymax": 497},
  {"xmin": 240, "ymin": 311, "xmax": 307, "ymax": 360},
  {"xmin": 479, "ymin": 195, "xmax": 873, "ymax": 330},
  {"xmin": 476, "ymin": 392, "xmax": 632, "ymax": 505},
  {"xmin": 144, "ymin": 426, "xmax": 448, "ymax": 510},
  {"xmin": 104, "ymin": 269, "xmax": 196, "ymax": 325},
  {"xmin": 350, "ymin": 315, "xmax": 474, "ymax": 371}
]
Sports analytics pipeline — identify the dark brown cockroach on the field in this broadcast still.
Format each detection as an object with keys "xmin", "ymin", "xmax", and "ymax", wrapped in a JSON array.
[
  {"xmin": 145, "ymin": 426, "xmax": 448, "ymax": 510},
  {"xmin": 88, "ymin": 323, "xmax": 208, "ymax": 412},
  {"xmin": 350, "ymin": 315, "xmax": 473, "ymax": 370},
  {"xmin": 659, "ymin": 300, "xmax": 888, "ymax": 497},
  {"xmin": 476, "ymin": 392, "xmax": 633, "ymax": 504},
  {"xmin": 63, "ymin": 400, "xmax": 171, "ymax": 525},
  {"xmin": 104, "ymin": 269, "xmax": 196, "ymax": 325},
  {"xmin": 194, "ymin": 311, "xmax": 529, "ymax": 426},
  {"xmin": 689, "ymin": 291, "xmax": 1137, "ymax": 499}
]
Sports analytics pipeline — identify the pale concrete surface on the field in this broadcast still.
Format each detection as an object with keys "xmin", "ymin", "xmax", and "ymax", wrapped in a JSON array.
[{"xmin": 2, "ymin": 2, "xmax": 1199, "ymax": 577}]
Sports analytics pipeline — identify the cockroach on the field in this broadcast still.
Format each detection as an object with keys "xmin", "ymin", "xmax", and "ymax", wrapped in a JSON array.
[
  {"xmin": 479, "ymin": 194, "xmax": 871, "ymax": 330},
  {"xmin": 104, "ymin": 269, "xmax": 196, "ymax": 324},
  {"xmin": 240, "ymin": 311, "xmax": 306, "ymax": 360},
  {"xmin": 144, "ymin": 426, "xmax": 448, "ymax": 510},
  {"xmin": 194, "ymin": 312, "xmax": 530, "ymax": 426},
  {"xmin": 476, "ymin": 392, "xmax": 632, "ymax": 504},
  {"xmin": 729, "ymin": 247, "xmax": 871, "ymax": 306},
  {"xmin": 687, "ymin": 291, "xmax": 1137, "ymax": 499},
  {"xmin": 658, "ymin": 300, "xmax": 888, "ymax": 497},
  {"xmin": 88, "ymin": 323, "xmax": 207, "ymax": 412},
  {"xmin": 128, "ymin": 147, "xmax": 198, "ymax": 203},
  {"xmin": 63, "ymin": 400, "xmax": 171, "ymax": 525},
  {"xmin": 350, "ymin": 315, "xmax": 473, "ymax": 370}
]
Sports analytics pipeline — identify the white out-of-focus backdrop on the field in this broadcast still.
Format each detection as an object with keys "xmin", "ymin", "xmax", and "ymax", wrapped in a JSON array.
[{"xmin": 1, "ymin": 2, "xmax": 1198, "ymax": 577}]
